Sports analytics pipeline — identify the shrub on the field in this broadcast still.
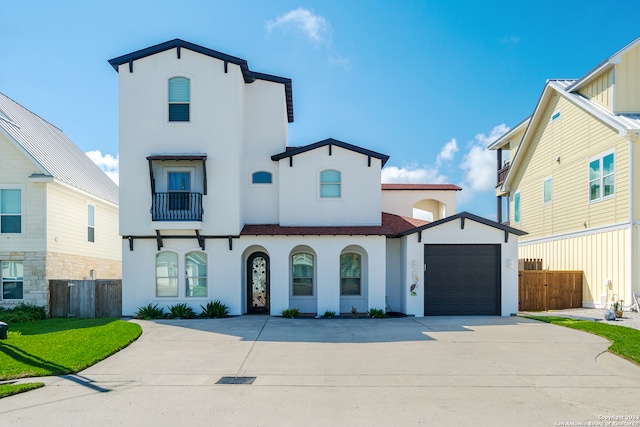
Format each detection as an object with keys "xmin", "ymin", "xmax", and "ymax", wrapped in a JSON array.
[
  {"xmin": 134, "ymin": 303, "xmax": 165, "ymax": 320},
  {"xmin": 368, "ymin": 308, "xmax": 387, "ymax": 318},
  {"xmin": 166, "ymin": 303, "xmax": 196, "ymax": 319},
  {"xmin": 321, "ymin": 310, "xmax": 336, "ymax": 318},
  {"xmin": 0, "ymin": 304, "xmax": 47, "ymax": 323},
  {"xmin": 200, "ymin": 300, "xmax": 230, "ymax": 318},
  {"xmin": 281, "ymin": 308, "xmax": 301, "ymax": 318}
]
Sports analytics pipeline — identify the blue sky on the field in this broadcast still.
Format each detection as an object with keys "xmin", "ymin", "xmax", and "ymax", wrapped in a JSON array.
[{"xmin": 2, "ymin": 1, "xmax": 639, "ymax": 219}]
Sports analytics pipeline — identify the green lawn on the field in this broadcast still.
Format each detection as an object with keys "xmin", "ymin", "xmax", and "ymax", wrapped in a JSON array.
[
  {"xmin": 0, "ymin": 318, "xmax": 142, "ymax": 380},
  {"xmin": 526, "ymin": 316, "xmax": 640, "ymax": 365},
  {"xmin": 0, "ymin": 382, "xmax": 44, "ymax": 399}
]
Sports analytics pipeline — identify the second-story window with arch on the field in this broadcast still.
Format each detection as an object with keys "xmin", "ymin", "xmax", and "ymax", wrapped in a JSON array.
[
  {"xmin": 320, "ymin": 169, "xmax": 341, "ymax": 198},
  {"xmin": 168, "ymin": 77, "xmax": 190, "ymax": 122}
]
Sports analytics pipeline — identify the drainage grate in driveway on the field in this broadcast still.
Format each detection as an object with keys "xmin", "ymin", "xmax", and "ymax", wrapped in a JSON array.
[{"xmin": 216, "ymin": 376, "xmax": 256, "ymax": 385}]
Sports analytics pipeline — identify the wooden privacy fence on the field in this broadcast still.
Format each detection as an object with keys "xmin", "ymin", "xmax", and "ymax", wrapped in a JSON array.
[
  {"xmin": 518, "ymin": 271, "xmax": 583, "ymax": 311},
  {"xmin": 49, "ymin": 280, "xmax": 122, "ymax": 318}
]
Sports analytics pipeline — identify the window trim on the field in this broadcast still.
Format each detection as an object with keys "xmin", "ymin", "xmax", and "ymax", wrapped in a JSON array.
[
  {"xmin": 87, "ymin": 204, "xmax": 95, "ymax": 243},
  {"xmin": 0, "ymin": 186, "xmax": 23, "ymax": 235},
  {"xmin": 319, "ymin": 169, "xmax": 341, "ymax": 199},
  {"xmin": 1, "ymin": 260, "xmax": 24, "ymax": 300},
  {"xmin": 588, "ymin": 150, "xmax": 615, "ymax": 203},
  {"xmin": 551, "ymin": 108, "xmax": 561, "ymax": 122},
  {"xmin": 543, "ymin": 176, "xmax": 552, "ymax": 205}
]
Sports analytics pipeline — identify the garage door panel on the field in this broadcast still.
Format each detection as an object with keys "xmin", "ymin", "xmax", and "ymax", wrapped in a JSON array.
[{"xmin": 424, "ymin": 244, "xmax": 500, "ymax": 316}]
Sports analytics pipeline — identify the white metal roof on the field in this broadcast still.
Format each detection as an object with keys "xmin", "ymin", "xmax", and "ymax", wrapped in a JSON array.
[{"xmin": 0, "ymin": 92, "xmax": 118, "ymax": 204}]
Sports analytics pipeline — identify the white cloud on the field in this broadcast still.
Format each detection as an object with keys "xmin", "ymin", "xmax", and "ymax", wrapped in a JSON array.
[
  {"xmin": 381, "ymin": 163, "xmax": 448, "ymax": 184},
  {"xmin": 86, "ymin": 150, "xmax": 119, "ymax": 185},
  {"xmin": 436, "ymin": 138, "xmax": 458, "ymax": 166},
  {"xmin": 266, "ymin": 8, "xmax": 331, "ymax": 44},
  {"xmin": 459, "ymin": 124, "xmax": 510, "ymax": 193}
]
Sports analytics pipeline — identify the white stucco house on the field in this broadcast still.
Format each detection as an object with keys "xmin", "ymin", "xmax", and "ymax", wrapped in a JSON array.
[
  {"xmin": 109, "ymin": 39, "xmax": 525, "ymax": 317},
  {"xmin": 0, "ymin": 92, "xmax": 121, "ymax": 311}
]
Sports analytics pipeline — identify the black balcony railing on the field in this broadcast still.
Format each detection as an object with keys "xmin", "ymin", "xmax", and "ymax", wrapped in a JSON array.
[
  {"xmin": 151, "ymin": 192, "xmax": 203, "ymax": 221},
  {"xmin": 497, "ymin": 162, "xmax": 510, "ymax": 186}
]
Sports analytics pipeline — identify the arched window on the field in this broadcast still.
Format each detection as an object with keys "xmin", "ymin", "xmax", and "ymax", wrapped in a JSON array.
[
  {"xmin": 340, "ymin": 253, "xmax": 361, "ymax": 296},
  {"xmin": 168, "ymin": 77, "xmax": 190, "ymax": 122},
  {"xmin": 292, "ymin": 253, "xmax": 314, "ymax": 296},
  {"xmin": 320, "ymin": 170, "xmax": 341, "ymax": 198},
  {"xmin": 156, "ymin": 252, "xmax": 178, "ymax": 297},
  {"xmin": 252, "ymin": 171, "xmax": 273, "ymax": 184},
  {"xmin": 185, "ymin": 252, "xmax": 207, "ymax": 297}
]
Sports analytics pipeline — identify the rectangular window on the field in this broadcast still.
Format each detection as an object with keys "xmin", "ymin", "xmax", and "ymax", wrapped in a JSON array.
[
  {"xmin": 292, "ymin": 253, "xmax": 314, "ymax": 296},
  {"xmin": 1, "ymin": 189, "xmax": 22, "ymax": 233},
  {"xmin": 320, "ymin": 170, "xmax": 341, "ymax": 198},
  {"xmin": 2, "ymin": 261, "xmax": 23, "ymax": 300},
  {"xmin": 589, "ymin": 152, "xmax": 615, "ymax": 202},
  {"xmin": 551, "ymin": 109, "xmax": 561, "ymax": 122},
  {"xmin": 514, "ymin": 191, "xmax": 521, "ymax": 224},
  {"xmin": 156, "ymin": 252, "xmax": 178, "ymax": 297},
  {"xmin": 185, "ymin": 252, "xmax": 207, "ymax": 297},
  {"xmin": 87, "ymin": 204, "xmax": 95, "ymax": 242},
  {"xmin": 543, "ymin": 177, "xmax": 552, "ymax": 204},
  {"xmin": 168, "ymin": 77, "xmax": 190, "ymax": 122},
  {"xmin": 340, "ymin": 253, "xmax": 361, "ymax": 296}
]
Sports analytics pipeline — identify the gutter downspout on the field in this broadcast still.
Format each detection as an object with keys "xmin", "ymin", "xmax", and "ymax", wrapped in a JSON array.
[{"xmin": 629, "ymin": 132, "xmax": 638, "ymax": 310}]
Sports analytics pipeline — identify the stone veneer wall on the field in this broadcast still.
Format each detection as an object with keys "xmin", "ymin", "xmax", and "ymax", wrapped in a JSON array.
[{"xmin": 0, "ymin": 251, "xmax": 121, "ymax": 309}]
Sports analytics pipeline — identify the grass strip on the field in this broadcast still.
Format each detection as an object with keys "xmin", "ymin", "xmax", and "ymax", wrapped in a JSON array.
[
  {"xmin": 526, "ymin": 316, "xmax": 640, "ymax": 365},
  {"xmin": 0, "ymin": 318, "xmax": 142, "ymax": 380},
  {"xmin": 0, "ymin": 382, "xmax": 45, "ymax": 398}
]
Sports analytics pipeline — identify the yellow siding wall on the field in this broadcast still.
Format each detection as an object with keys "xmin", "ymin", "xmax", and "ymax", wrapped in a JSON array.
[
  {"xmin": 519, "ymin": 227, "xmax": 631, "ymax": 308},
  {"xmin": 0, "ymin": 134, "xmax": 47, "ymax": 251},
  {"xmin": 46, "ymin": 183, "xmax": 121, "ymax": 262},
  {"xmin": 616, "ymin": 44, "xmax": 640, "ymax": 113},
  {"xmin": 511, "ymin": 92, "xmax": 629, "ymax": 241},
  {"xmin": 579, "ymin": 69, "xmax": 613, "ymax": 110}
]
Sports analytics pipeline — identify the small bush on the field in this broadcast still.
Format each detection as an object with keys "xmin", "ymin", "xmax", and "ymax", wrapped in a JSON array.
[
  {"xmin": 321, "ymin": 310, "xmax": 336, "ymax": 318},
  {"xmin": 200, "ymin": 300, "xmax": 230, "ymax": 318},
  {"xmin": 166, "ymin": 303, "xmax": 196, "ymax": 319},
  {"xmin": 368, "ymin": 308, "xmax": 387, "ymax": 318},
  {"xmin": 134, "ymin": 303, "xmax": 165, "ymax": 320},
  {"xmin": 281, "ymin": 308, "xmax": 301, "ymax": 318},
  {"xmin": 0, "ymin": 304, "xmax": 47, "ymax": 323}
]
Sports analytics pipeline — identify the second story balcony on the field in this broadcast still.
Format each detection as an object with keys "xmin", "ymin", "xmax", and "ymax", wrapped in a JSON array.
[
  {"xmin": 151, "ymin": 192, "xmax": 203, "ymax": 221},
  {"xmin": 497, "ymin": 161, "xmax": 510, "ymax": 186}
]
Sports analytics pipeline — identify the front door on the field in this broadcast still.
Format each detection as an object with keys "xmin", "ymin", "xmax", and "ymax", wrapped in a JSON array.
[{"xmin": 247, "ymin": 252, "xmax": 269, "ymax": 314}]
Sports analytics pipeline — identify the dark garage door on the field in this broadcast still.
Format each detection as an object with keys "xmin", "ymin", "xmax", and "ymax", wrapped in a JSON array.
[{"xmin": 424, "ymin": 244, "xmax": 501, "ymax": 316}]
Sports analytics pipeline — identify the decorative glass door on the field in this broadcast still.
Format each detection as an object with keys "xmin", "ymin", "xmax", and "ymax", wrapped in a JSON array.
[{"xmin": 247, "ymin": 252, "xmax": 269, "ymax": 313}]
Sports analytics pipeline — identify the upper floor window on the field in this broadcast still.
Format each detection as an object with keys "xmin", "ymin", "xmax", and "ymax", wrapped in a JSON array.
[
  {"xmin": 514, "ymin": 190, "xmax": 521, "ymax": 224},
  {"xmin": 0, "ymin": 189, "xmax": 22, "ymax": 234},
  {"xmin": 551, "ymin": 109, "xmax": 561, "ymax": 122},
  {"xmin": 1, "ymin": 261, "xmax": 23, "ymax": 300},
  {"xmin": 320, "ymin": 170, "xmax": 341, "ymax": 198},
  {"xmin": 87, "ymin": 204, "xmax": 95, "ymax": 242},
  {"xmin": 543, "ymin": 177, "xmax": 552, "ymax": 204},
  {"xmin": 589, "ymin": 152, "xmax": 615, "ymax": 202},
  {"xmin": 168, "ymin": 77, "xmax": 190, "ymax": 122},
  {"xmin": 252, "ymin": 171, "xmax": 273, "ymax": 184},
  {"xmin": 340, "ymin": 253, "xmax": 361, "ymax": 296},
  {"xmin": 292, "ymin": 253, "xmax": 314, "ymax": 296}
]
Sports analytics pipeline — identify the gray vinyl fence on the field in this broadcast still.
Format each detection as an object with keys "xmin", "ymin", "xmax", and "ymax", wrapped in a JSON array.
[{"xmin": 49, "ymin": 280, "xmax": 122, "ymax": 318}]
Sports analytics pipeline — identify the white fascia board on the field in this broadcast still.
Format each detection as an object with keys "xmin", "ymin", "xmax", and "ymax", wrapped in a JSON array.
[{"xmin": 487, "ymin": 117, "xmax": 531, "ymax": 151}]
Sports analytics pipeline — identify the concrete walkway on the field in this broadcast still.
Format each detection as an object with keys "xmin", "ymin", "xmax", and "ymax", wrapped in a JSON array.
[{"xmin": 1, "ymin": 316, "xmax": 640, "ymax": 426}]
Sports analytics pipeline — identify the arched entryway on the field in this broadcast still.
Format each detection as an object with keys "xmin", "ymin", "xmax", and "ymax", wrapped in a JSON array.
[{"xmin": 247, "ymin": 252, "xmax": 270, "ymax": 314}]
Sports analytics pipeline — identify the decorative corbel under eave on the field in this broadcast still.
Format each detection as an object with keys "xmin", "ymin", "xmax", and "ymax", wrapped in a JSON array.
[
  {"xmin": 460, "ymin": 217, "xmax": 465, "ymax": 229},
  {"xmin": 228, "ymin": 236, "xmax": 233, "ymax": 251},
  {"xmin": 196, "ymin": 230, "xmax": 205, "ymax": 250},
  {"xmin": 128, "ymin": 236, "xmax": 134, "ymax": 251},
  {"xmin": 504, "ymin": 230, "xmax": 509, "ymax": 243},
  {"xmin": 155, "ymin": 230, "xmax": 163, "ymax": 251},
  {"xmin": 418, "ymin": 231, "xmax": 422, "ymax": 243}
]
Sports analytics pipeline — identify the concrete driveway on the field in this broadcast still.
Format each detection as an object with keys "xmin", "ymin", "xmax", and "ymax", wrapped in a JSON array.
[{"xmin": 1, "ymin": 316, "xmax": 640, "ymax": 426}]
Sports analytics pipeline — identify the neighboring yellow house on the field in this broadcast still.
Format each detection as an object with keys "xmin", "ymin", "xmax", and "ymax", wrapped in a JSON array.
[
  {"xmin": 490, "ymin": 38, "xmax": 640, "ymax": 310},
  {"xmin": 0, "ymin": 92, "xmax": 121, "ymax": 311}
]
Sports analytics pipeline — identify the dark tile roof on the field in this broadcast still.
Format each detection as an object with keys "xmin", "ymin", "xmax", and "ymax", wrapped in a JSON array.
[
  {"xmin": 392, "ymin": 211, "xmax": 527, "ymax": 237},
  {"xmin": 108, "ymin": 39, "xmax": 294, "ymax": 123},
  {"xmin": 241, "ymin": 212, "xmax": 428, "ymax": 237},
  {"xmin": 382, "ymin": 184, "xmax": 462, "ymax": 191},
  {"xmin": 271, "ymin": 138, "xmax": 390, "ymax": 167}
]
